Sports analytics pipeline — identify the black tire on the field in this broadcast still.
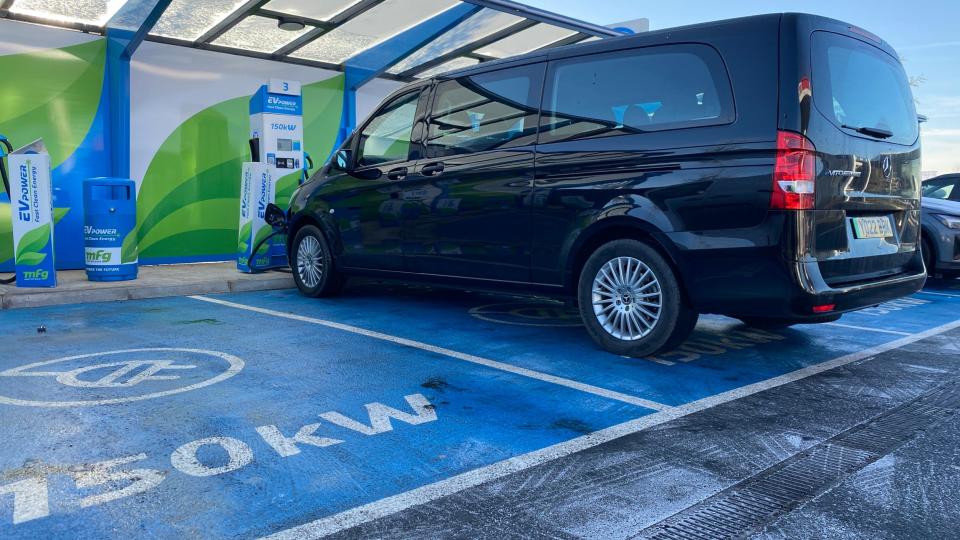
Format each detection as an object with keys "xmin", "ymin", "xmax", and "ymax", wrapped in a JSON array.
[
  {"xmin": 577, "ymin": 239, "xmax": 697, "ymax": 357},
  {"xmin": 291, "ymin": 225, "xmax": 345, "ymax": 297}
]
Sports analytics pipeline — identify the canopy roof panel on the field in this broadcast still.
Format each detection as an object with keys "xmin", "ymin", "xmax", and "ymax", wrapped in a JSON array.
[
  {"xmin": 0, "ymin": 0, "xmax": 630, "ymax": 80},
  {"xmin": 7, "ymin": 0, "xmax": 127, "ymax": 26},
  {"xmin": 151, "ymin": 0, "xmax": 248, "ymax": 41},
  {"xmin": 260, "ymin": 0, "xmax": 360, "ymax": 22},
  {"xmin": 416, "ymin": 56, "xmax": 480, "ymax": 78},
  {"xmin": 212, "ymin": 14, "xmax": 312, "ymax": 53},
  {"xmin": 386, "ymin": 8, "xmax": 524, "ymax": 75},
  {"xmin": 292, "ymin": 0, "xmax": 460, "ymax": 65},
  {"xmin": 474, "ymin": 22, "xmax": 577, "ymax": 58}
]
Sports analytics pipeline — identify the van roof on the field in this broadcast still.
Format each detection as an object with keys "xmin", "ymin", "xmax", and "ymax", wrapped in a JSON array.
[{"xmin": 434, "ymin": 12, "xmax": 895, "ymax": 80}]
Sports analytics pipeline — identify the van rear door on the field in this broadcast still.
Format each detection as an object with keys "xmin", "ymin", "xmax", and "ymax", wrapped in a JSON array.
[{"xmin": 806, "ymin": 29, "xmax": 922, "ymax": 285}]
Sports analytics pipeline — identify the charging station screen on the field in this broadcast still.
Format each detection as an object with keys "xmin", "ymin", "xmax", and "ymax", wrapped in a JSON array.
[{"xmin": 277, "ymin": 139, "xmax": 293, "ymax": 152}]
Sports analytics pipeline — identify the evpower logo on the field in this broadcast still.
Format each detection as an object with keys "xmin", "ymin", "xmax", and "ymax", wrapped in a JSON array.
[
  {"xmin": 17, "ymin": 163, "xmax": 30, "ymax": 221},
  {"xmin": 267, "ymin": 96, "xmax": 296, "ymax": 108},
  {"xmin": 84, "ymin": 226, "xmax": 118, "ymax": 236},
  {"xmin": 240, "ymin": 170, "xmax": 251, "ymax": 219},
  {"xmin": 257, "ymin": 173, "xmax": 269, "ymax": 218}
]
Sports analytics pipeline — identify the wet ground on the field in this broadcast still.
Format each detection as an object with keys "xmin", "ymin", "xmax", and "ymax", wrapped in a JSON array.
[{"xmin": 1, "ymin": 277, "xmax": 958, "ymax": 538}]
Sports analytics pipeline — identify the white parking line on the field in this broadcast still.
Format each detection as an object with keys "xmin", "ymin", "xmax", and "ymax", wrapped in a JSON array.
[
  {"xmin": 189, "ymin": 295, "xmax": 670, "ymax": 412},
  {"xmin": 260, "ymin": 317, "xmax": 960, "ymax": 540},
  {"xmin": 825, "ymin": 322, "xmax": 912, "ymax": 336}
]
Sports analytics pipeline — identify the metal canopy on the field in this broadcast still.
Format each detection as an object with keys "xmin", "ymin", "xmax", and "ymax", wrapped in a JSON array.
[{"xmin": 0, "ymin": 0, "xmax": 626, "ymax": 81}]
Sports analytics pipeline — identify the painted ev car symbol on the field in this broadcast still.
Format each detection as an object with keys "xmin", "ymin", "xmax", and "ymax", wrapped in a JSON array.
[
  {"xmin": 469, "ymin": 302, "xmax": 583, "ymax": 327},
  {"xmin": 0, "ymin": 348, "xmax": 244, "ymax": 407}
]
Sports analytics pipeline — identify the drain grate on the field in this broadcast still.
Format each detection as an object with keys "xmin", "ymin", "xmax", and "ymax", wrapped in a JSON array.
[{"xmin": 637, "ymin": 381, "xmax": 960, "ymax": 540}]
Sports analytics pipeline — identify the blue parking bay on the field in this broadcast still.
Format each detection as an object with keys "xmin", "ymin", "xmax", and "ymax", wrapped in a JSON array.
[
  {"xmin": 214, "ymin": 284, "xmax": 960, "ymax": 407},
  {"xmin": 0, "ymin": 297, "xmax": 652, "ymax": 538}
]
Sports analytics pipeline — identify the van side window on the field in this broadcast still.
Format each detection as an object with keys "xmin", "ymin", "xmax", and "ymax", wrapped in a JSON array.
[
  {"xmin": 426, "ymin": 63, "xmax": 545, "ymax": 157},
  {"xmin": 357, "ymin": 90, "xmax": 421, "ymax": 167},
  {"xmin": 541, "ymin": 45, "xmax": 735, "ymax": 143}
]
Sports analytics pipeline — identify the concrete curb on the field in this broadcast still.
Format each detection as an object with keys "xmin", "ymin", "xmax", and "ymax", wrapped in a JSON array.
[{"xmin": 0, "ymin": 273, "xmax": 294, "ymax": 310}]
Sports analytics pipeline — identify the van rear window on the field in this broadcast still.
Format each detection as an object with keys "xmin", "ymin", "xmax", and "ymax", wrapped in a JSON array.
[
  {"xmin": 812, "ymin": 32, "xmax": 918, "ymax": 145},
  {"xmin": 541, "ymin": 44, "xmax": 735, "ymax": 143}
]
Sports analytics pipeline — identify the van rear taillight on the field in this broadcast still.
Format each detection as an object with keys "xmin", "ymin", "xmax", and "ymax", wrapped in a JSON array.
[
  {"xmin": 812, "ymin": 303, "xmax": 835, "ymax": 314},
  {"xmin": 771, "ymin": 130, "xmax": 816, "ymax": 210}
]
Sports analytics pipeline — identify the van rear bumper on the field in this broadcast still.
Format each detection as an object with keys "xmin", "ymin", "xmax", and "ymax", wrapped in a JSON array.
[
  {"xmin": 787, "ymin": 261, "xmax": 927, "ymax": 318},
  {"xmin": 666, "ymin": 231, "xmax": 927, "ymax": 319}
]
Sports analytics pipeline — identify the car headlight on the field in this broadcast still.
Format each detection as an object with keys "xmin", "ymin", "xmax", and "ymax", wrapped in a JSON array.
[{"xmin": 934, "ymin": 214, "xmax": 960, "ymax": 229}]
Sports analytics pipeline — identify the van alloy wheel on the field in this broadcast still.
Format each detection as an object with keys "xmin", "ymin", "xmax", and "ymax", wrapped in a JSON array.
[
  {"xmin": 291, "ymin": 225, "xmax": 345, "ymax": 298},
  {"xmin": 296, "ymin": 235, "xmax": 324, "ymax": 288},
  {"xmin": 592, "ymin": 256, "xmax": 662, "ymax": 340}
]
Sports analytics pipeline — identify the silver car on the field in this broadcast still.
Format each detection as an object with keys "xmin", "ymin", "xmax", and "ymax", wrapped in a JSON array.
[{"xmin": 921, "ymin": 174, "xmax": 960, "ymax": 276}]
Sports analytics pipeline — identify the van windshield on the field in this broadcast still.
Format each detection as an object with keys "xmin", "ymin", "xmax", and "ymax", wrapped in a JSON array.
[{"xmin": 812, "ymin": 31, "xmax": 918, "ymax": 145}]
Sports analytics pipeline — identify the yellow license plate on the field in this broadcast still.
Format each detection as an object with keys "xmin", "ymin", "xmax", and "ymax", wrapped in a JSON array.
[{"xmin": 852, "ymin": 216, "xmax": 894, "ymax": 239}]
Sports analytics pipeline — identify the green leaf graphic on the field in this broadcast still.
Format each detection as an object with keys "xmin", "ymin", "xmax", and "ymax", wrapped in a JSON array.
[
  {"xmin": 0, "ymin": 39, "xmax": 105, "ymax": 167},
  {"xmin": 252, "ymin": 224, "xmax": 274, "ymax": 256},
  {"xmin": 238, "ymin": 221, "xmax": 252, "ymax": 252},
  {"xmin": 0, "ymin": 207, "xmax": 68, "ymax": 266},
  {"xmin": 16, "ymin": 223, "xmax": 51, "ymax": 259},
  {"xmin": 275, "ymin": 170, "xmax": 302, "ymax": 210},
  {"xmin": 121, "ymin": 230, "xmax": 139, "ymax": 264},
  {"xmin": 16, "ymin": 251, "xmax": 46, "ymax": 266},
  {"xmin": 135, "ymin": 74, "xmax": 344, "ymax": 260},
  {"xmin": 0, "ymin": 204, "xmax": 11, "ymax": 264},
  {"xmin": 138, "ymin": 198, "xmax": 238, "ymax": 256}
]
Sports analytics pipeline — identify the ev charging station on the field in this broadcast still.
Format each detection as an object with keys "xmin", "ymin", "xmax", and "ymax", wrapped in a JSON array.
[
  {"xmin": 6, "ymin": 140, "xmax": 56, "ymax": 288},
  {"xmin": 237, "ymin": 79, "xmax": 304, "ymax": 273},
  {"xmin": 251, "ymin": 79, "xmax": 304, "ymax": 175}
]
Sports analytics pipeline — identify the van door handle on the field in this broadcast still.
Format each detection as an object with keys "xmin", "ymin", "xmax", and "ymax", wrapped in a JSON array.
[
  {"xmin": 421, "ymin": 162, "xmax": 445, "ymax": 176},
  {"xmin": 386, "ymin": 167, "xmax": 408, "ymax": 180}
]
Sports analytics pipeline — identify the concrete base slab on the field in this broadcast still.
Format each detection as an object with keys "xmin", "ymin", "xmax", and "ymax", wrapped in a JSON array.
[{"xmin": 0, "ymin": 263, "xmax": 293, "ymax": 310}]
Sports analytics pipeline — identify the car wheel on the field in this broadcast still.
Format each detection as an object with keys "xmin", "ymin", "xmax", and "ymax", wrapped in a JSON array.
[
  {"xmin": 291, "ymin": 225, "xmax": 345, "ymax": 297},
  {"xmin": 921, "ymin": 236, "xmax": 936, "ymax": 276},
  {"xmin": 577, "ymin": 239, "xmax": 698, "ymax": 357}
]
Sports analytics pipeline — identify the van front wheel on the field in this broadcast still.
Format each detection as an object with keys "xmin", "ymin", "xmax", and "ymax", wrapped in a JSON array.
[
  {"xmin": 577, "ymin": 239, "xmax": 697, "ymax": 357},
  {"xmin": 291, "ymin": 225, "xmax": 345, "ymax": 298}
]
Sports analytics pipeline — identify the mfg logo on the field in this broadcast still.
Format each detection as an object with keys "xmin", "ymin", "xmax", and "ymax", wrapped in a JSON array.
[
  {"xmin": 86, "ymin": 250, "xmax": 112, "ymax": 263},
  {"xmin": 23, "ymin": 269, "xmax": 49, "ymax": 280}
]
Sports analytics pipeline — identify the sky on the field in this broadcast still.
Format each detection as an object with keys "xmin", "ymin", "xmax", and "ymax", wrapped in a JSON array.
[{"xmin": 524, "ymin": 0, "xmax": 960, "ymax": 174}]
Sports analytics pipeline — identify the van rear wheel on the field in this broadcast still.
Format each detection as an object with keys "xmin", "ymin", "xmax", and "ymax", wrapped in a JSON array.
[{"xmin": 577, "ymin": 239, "xmax": 697, "ymax": 357}]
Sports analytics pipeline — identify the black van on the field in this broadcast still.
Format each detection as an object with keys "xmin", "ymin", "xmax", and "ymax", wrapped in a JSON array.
[{"xmin": 284, "ymin": 13, "xmax": 925, "ymax": 357}]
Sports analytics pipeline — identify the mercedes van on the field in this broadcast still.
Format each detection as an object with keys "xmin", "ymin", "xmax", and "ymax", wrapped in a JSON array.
[{"xmin": 284, "ymin": 13, "xmax": 925, "ymax": 357}]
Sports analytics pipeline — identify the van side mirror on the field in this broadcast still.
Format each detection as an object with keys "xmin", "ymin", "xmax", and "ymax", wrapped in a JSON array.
[
  {"xmin": 264, "ymin": 203, "xmax": 287, "ymax": 229},
  {"xmin": 334, "ymin": 149, "xmax": 352, "ymax": 172}
]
